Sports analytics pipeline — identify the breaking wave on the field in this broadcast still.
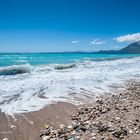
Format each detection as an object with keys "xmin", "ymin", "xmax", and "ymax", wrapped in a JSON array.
[
  {"xmin": 0, "ymin": 65, "xmax": 30, "ymax": 76},
  {"xmin": 0, "ymin": 56, "xmax": 140, "ymax": 115},
  {"xmin": 54, "ymin": 64, "xmax": 76, "ymax": 70}
]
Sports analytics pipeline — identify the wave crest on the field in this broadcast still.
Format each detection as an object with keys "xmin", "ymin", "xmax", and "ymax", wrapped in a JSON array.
[
  {"xmin": 0, "ymin": 65, "xmax": 30, "ymax": 76},
  {"xmin": 54, "ymin": 64, "xmax": 76, "ymax": 70}
]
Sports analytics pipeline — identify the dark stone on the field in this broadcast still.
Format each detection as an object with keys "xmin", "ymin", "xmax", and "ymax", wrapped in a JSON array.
[
  {"xmin": 121, "ymin": 127, "xmax": 128, "ymax": 135},
  {"xmin": 39, "ymin": 133, "xmax": 44, "ymax": 137},
  {"xmin": 45, "ymin": 130, "xmax": 50, "ymax": 135},
  {"xmin": 80, "ymin": 126, "xmax": 86, "ymax": 132},
  {"xmin": 112, "ymin": 130, "xmax": 122, "ymax": 138}
]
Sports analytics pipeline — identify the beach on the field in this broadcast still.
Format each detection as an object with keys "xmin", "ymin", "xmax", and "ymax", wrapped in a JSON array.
[{"xmin": 0, "ymin": 80, "xmax": 140, "ymax": 140}]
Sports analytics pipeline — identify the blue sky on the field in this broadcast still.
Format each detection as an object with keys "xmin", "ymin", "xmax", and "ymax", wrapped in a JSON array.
[{"xmin": 0, "ymin": 0, "xmax": 140, "ymax": 52}]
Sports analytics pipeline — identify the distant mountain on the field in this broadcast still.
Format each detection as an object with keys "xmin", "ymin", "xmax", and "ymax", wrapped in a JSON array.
[
  {"xmin": 95, "ymin": 41, "xmax": 140, "ymax": 54},
  {"xmin": 95, "ymin": 50, "xmax": 119, "ymax": 54},
  {"xmin": 119, "ymin": 41, "xmax": 140, "ymax": 54}
]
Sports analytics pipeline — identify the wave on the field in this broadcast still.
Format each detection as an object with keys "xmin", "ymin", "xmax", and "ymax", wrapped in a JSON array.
[
  {"xmin": 54, "ymin": 64, "xmax": 76, "ymax": 70},
  {"xmin": 0, "ymin": 65, "xmax": 31, "ymax": 76},
  {"xmin": 0, "ymin": 56, "xmax": 140, "ymax": 115},
  {"xmin": 81, "ymin": 55, "xmax": 140, "ymax": 62}
]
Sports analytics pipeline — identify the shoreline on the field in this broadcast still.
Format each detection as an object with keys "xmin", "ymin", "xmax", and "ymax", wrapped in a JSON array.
[{"xmin": 0, "ymin": 80, "xmax": 140, "ymax": 140}]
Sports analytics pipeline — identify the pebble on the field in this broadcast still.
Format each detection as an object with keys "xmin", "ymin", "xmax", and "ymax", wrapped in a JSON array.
[
  {"xmin": 91, "ymin": 136, "xmax": 96, "ymax": 140},
  {"xmin": 10, "ymin": 124, "xmax": 16, "ymax": 129},
  {"xmin": 75, "ymin": 136, "xmax": 80, "ymax": 139},
  {"xmin": 2, "ymin": 138, "xmax": 9, "ymax": 140},
  {"xmin": 91, "ymin": 132, "xmax": 96, "ymax": 136},
  {"xmin": 59, "ymin": 124, "xmax": 65, "ymax": 129},
  {"xmin": 45, "ymin": 125, "xmax": 50, "ymax": 129},
  {"xmin": 129, "ymin": 129, "xmax": 133, "ymax": 134},
  {"xmin": 101, "ymin": 136, "xmax": 105, "ymax": 140},
  {"xmin": 42, "ymin": 136, "xmax": 51, "ymax": 140},
  {"xmin": 84, "ymin": 120, "xmax": 90, "ymax": 124},
  {"xmin": 115, "ymin": 117, "xmax": 121, "ymax": 122},
  {"xmin": 67, "ymin": 125, "xmax": 73, "ymax": 131}
]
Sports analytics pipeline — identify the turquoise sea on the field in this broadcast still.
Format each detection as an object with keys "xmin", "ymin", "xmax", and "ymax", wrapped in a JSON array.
[
  {"xmin": 0, "ymin": 53, "xmax": 140, "ymax": 67},
  {"xmin": 0, "ymin": 53, "xmax": 140, "ymax": 115}
]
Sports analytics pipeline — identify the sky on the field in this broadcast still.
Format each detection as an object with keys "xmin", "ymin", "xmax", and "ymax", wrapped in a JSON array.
[{"xmin": 0, "ymin": 0, "xmax": 140, "ymax": 52}]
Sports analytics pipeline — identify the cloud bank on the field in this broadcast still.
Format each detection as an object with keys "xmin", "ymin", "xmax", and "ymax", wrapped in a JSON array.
[
  {"xmin": 115, "ymin": 33, "xmax": 140, "ymax": 42},
  {"xmin": 90, "ymin": 39, "xmax": 104, "ymax": 45}
]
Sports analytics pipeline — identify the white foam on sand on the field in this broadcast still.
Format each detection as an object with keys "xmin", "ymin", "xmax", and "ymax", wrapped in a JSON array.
[{"xmin": 0, "ymin": 57, "xmax": 140, "ymax": 115}]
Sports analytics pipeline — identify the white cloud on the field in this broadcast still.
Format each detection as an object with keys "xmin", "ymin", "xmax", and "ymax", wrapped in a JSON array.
[
  {"xmin": 115, "ymin": 33, "xmax": 140, "ymax": 43},
  {"xmin": 72, "ymin": 40, "xmax": 79, "ymax": 44},
  {"xmin": 90, "ymin": 39, "xmax": 104, "ymax": 45}
]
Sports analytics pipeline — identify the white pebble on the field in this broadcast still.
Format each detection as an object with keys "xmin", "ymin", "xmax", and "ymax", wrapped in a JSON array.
[
  {"xmin": 129, "ymin": 129, "xmax": 133, "ymax": 134},
  {"xmin": 2, "ymin": 138, "xmax": 9, "ymax": 140},
  {"xmin": 67, "ymin": 125, "xmax": 73, "ymax": 130},
  {"xmin": 43, "ymin": 136, "xmax": 51, "ymax": 140},
  {"xmin": 59, "ymin": 124, "xmax": 65, "ymax": 129},
  {"xmin": 10, "ymin": 124, "xmax": 16, "ymax": 129},
  {"xmin": 92, "ymin": 136, "xmax": 96, "ymax": 140}
]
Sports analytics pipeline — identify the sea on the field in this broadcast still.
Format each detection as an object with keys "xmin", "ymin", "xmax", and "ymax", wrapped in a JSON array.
[{"xmin": 0, "ymin": 53, "xmax": 140, "ymax": 115}]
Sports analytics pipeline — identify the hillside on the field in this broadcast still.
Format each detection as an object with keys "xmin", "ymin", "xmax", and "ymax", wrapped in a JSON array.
[
  {"xmin": 96, "ymin": 41, "xmax": 140, "ymax": 54},
  {"xmin": 120, "ymin": 41, "xmax": 140, "ymax": 54}
]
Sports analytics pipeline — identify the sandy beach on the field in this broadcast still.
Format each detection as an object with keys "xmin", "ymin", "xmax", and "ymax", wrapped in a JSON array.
[{"xmin": 0, "ymin": 80, "xmax": 140, "ymax": 140}]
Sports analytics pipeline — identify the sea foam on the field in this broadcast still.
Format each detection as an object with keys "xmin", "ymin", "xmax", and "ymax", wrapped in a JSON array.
[{"xmin": 0, "ymin": 56, "xmax": 140, "ymax": 116}]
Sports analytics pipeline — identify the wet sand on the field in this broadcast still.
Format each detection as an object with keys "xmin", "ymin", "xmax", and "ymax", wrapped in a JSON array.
[{"xmin": 0, "ymin": 102, "xmax": 76, "ymax": 140}]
